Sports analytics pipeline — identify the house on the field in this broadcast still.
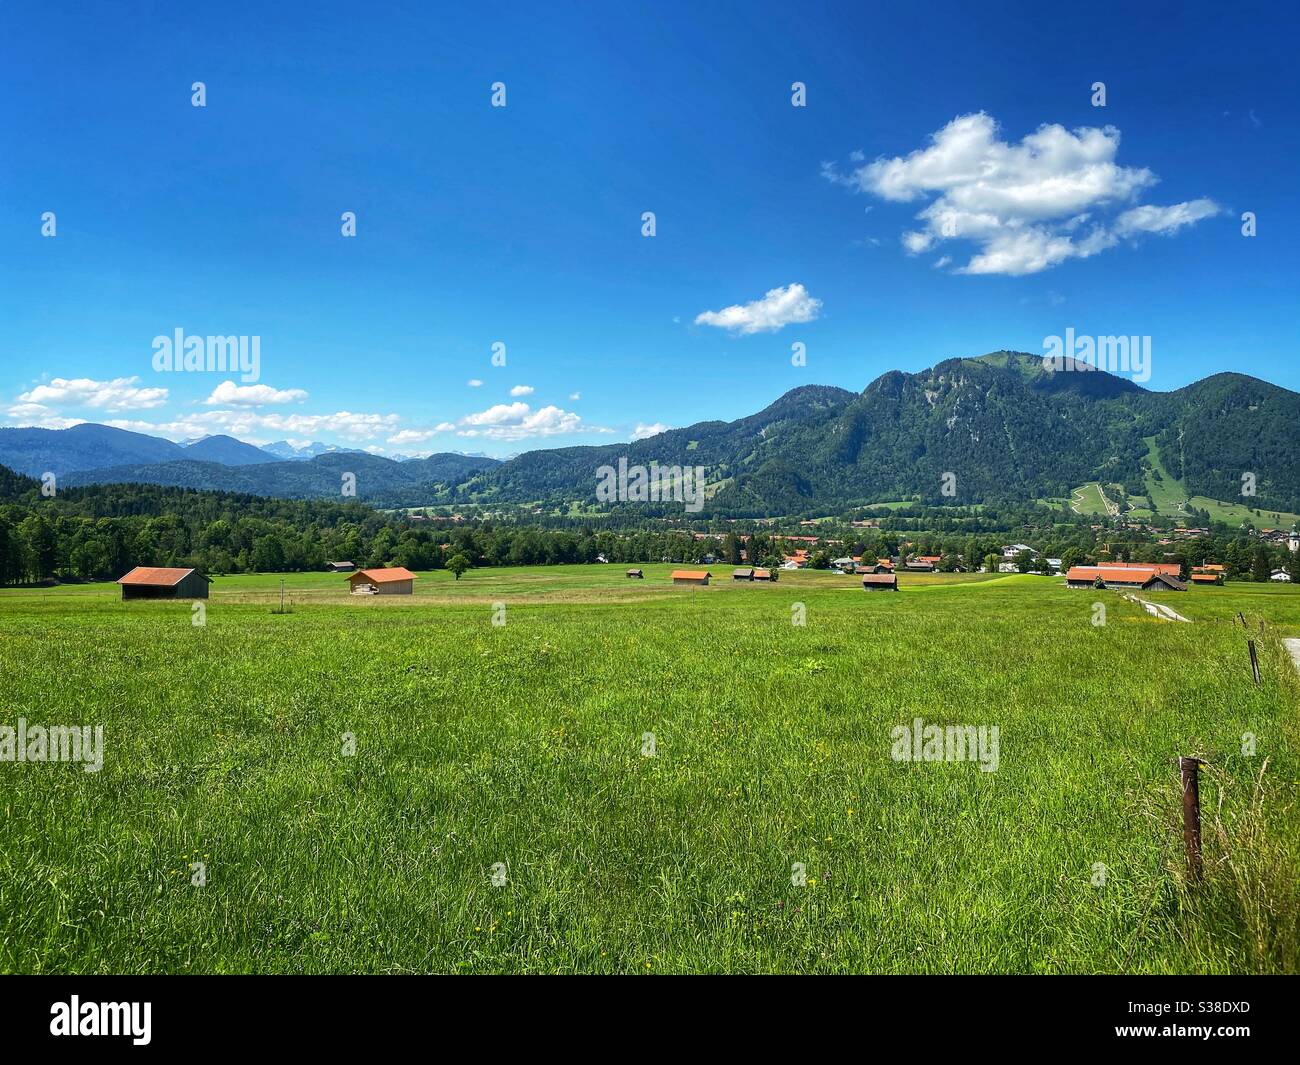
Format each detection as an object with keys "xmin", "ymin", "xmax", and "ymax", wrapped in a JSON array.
[
  {"xmin": 1102, "ymin": 561, "xmax": 1183, "ymax": 577},
  {"xmin": 671, "ymin": 570, "xmax": 711, "ymax": 586},
  {"xmin": 752, "ymin": 568, "xmax": 775, "ymax": 582},
  {"xmin": 1271, "ymin": 570, "xmax": 1293, "ymax": 582},
  {"xmin": 830, "ymin": 557, "xmax": 856, "ymax": 572},
  {"xmin": 905, "ymin": 559, "xmax": 935, "ymax": 572},
  {"xmin": 117, "ymin": 566, "xmax": 211, "ymax": 600},
  {"xmin": 1045, "ymin": 558, "xmax": 1062, "ymax": 574},
  {"xmin": 347, "ymin": 566, "xmax": 418, "ymax": 595},
  {"xmin": 326, "ymin": 561, "xmax": 356, "ymax": 573},
  {"xmin": 916, "ymin": 555, "xmax": 942, "ymax": 566},
  {"xmin": 1064, "ymin": 566, "xmax": 1186, "ymax": 591},
  {"xmin": 626, "ymin": 568, "xmax": 644, "ymax": 579},
  {"xmin": 732, "ymin": 568, "xmax": 755, "ymax": 581},
  {"xmin": 861, "ymin": 573, "xmax": 898, "ymax": 592},
  {"xmin": 1001, "ymin": 543, "xmax": 1036, "ymax": 560}
]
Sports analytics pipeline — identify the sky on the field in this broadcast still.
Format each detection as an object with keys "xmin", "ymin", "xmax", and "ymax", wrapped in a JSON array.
[{"xmin": 1, "ymin": 0, "xmax": 1296, "ymax": 458}]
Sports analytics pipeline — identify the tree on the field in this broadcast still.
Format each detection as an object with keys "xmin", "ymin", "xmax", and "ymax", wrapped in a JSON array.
[
  {"xmin": 1289, "ymin": 547, "xmax": 1300, "ymax": 585},
  {"xmin": 446, "ymin": 553, "xmax": 470, "ymax": 580},
  {"xmin": 1252, "ymin": 545, "xmax": 1272, "ymax": 583}
]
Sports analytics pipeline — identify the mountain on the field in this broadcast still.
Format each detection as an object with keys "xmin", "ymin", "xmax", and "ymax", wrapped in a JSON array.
[
  {"xmin": 183, "ymin": 435, "xmax": 280, "ymax": 465},
  {"xmin": 261, "ymin": 440, "xmax": 365, "ymax": 461},
  {"xmin": 450, "ymin": 352, "xmax": 1300, "ymax": 515},
  {"xmin": 7, "ymin": 353, "xmax": 1299, "ymax": 515},
  {"xmin": 61, "ymin": 450, "xmax": 501, "ymax": 502},
  {"xmin": 0, "ymin": 423, "xmax": 186, "ymax": 477}
]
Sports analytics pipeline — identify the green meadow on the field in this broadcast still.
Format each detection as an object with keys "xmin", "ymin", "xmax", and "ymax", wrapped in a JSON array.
[{"xmin": 1, "ymin": 567, "xmax": 1297, "ymax": 974}]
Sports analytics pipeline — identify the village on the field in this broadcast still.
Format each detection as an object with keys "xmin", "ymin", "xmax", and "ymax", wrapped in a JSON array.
[{"xmin": 109, "ymin": 523, "xmax": 1300, "ymax": 599}]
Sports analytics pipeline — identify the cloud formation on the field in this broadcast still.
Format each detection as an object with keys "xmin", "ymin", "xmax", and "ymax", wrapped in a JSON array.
[
  {"xmin": 695, "ymin": 283, "xmax": 822, "ymax": 334},
  {"xmin": 204, "ymin": 380, "xmax": 308, "ymax": 406},
  {"xmin": 823, "ymin": 113, "xmax": 1221, "ymax": 275},
  {"xmin": 16, "ymin": 376, "xmax": 168, "ymax": 412}
]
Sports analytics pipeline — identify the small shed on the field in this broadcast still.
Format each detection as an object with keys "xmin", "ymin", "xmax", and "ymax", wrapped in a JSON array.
[
  {"xmin": 117, "ymin": 566, "xmax": 211, "ymax": 600},
  {"xmin": 732, "ymin": 567, "xmax": 755, "ymax": 581},
  {"xmin": 348, "ymin": 566, "xmax": 418, "ymax": 595},
  {"xmin": 671, "ymin": 569, "xmax": 712, "ymax": 586},
  {"xmin": 626, "ymin": 568, "xmax": 644, "ymax": 579},
  {"xmin": 1142, "ymin": 573, "xmax": 1188, "ymax": 591},
  {"xmin": 752, "ymin": 567, "xmax": 776, "ymax": 582},
  {"xmin": 326, "ymin": 561, "xmax": 356, "ymax": 572},
  {"xmin": 861, "ymin": 573, "xmax": 898, "ymax": 592}
]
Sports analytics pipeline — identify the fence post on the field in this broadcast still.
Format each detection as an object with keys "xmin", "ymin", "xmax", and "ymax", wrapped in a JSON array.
[
  {"xmin": 1179, "ymin": 757, "xmax": 1203, "ymax": 881},
  {"xmin": 1248, "ymin": 639, "xmax": 1261, "ymax": 684}
]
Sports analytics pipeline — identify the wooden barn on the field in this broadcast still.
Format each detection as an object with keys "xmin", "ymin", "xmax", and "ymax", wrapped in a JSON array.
[
  {"xmin": 752, "ymin": 567, "xmax": 776, "ymax": 582},
  {"xmin": 732, "ymin": 567, "xmax": 754, "ymax": 581},
  {"xmin": 347, "ymin": 566, "xmax": 418, "ymax": 595},
  {"xmin": 671, "ymin": 569, "xmax": 712, "ymax": 586},
  {"xmin": 626, "ymin": 568, "xmax": 644, "ymax": 579},
  {"xmin": 861, "ymin": 573, "xmax": 898, "ymax": 592},
  {"xmin": 117, "ymin": 566, "xmax": 211, "ymax": 600},
  {"xmin": 1064, "ymin": 566, "xmax": 1187, "ymax": 591},
  {"xmin": 326, "ymin": 560, "xmax": 356, "ymax": 572}
]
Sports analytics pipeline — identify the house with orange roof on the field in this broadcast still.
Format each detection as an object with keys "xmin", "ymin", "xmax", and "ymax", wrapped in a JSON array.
[{"xmin": 347, "ymin": 567, "xmax": 418, "ymax": 595}]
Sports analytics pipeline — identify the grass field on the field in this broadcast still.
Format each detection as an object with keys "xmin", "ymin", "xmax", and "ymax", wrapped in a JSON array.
[{"xmin": 2, "ymin": 567, "xmax": 1298, "ymax": 973}]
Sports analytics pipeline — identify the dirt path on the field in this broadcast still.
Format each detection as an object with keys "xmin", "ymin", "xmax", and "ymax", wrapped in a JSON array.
[
  {"xmin": 1121, "ymin": 592, "xmax": 1191, "ymax": 623},
  {"xmin": 1285, "ymin": 638, "xmax": 1300, "ymax": 674}
]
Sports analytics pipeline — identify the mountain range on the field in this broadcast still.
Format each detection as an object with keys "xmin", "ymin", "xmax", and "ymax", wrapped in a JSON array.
[{"xmin": 3, "ymin": 352, "xmax": 1298, "ymax": 517}]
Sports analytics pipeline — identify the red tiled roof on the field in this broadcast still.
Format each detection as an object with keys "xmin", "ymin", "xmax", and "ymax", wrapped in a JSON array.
[
  {"xmin": 670, "ymin": 570, "xmax": 711, "ymax": 579},
  {"xmin": 117, "ymin": 567, "xmax": 201, "ymax": 586},
  {"xmin": 1101, "ymin": 561, "xmax": 1181, "ymax": 576},
  {"xmin": 351, "ymin": 567, "xmax": 418, "ymax": 583},
  {"xmin": 1066, "ymin": 566, "xmax": 1158, "ymax": 583}
]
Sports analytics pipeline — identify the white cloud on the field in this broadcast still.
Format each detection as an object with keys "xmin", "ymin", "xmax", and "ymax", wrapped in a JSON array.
[
  {"xmin": 631, "ymin": 422, "xmax": 670, "ymax": 440},
  {"xmin": 387, "ymin": 428, "xmax": 439, "ymax": 445},
  {"xmin": 103, "ymin": 409, "xmax": 402, "ymax": 444},
  {"xmin": 466, "ymin": 379, "xmax": 483, "ymax": 387},
  {"xmin": 509, "ymin": 384, "xmax": 535, "ymax": 396},
  {"xmin": 569, "ymin": 391, "xmax": 581, "ymax": 401},
  {"xmin": 452, "ymin": 402, "xmax": 608, "ymax": 442},
  {"xmin": 823, "ymin": 113, "xmax": 1220, "ymax": 275},
  {"xmin": 204, "ymin": 380, "xmax": 308, "ymax": 407},
  {"xmin": 694, "ymin": 283, "xmax": 822, "ymax": 335},
  {"xmin": 1113, "ymin": 198, "xmax": 1221, "ymax": 236},
  {"xmin": 3, "ymin": 402, "xmax": 85, "ymax": 429},
  {"xmin": 17, "ymin": 376, "xmax": 168, "ymax": 412}
]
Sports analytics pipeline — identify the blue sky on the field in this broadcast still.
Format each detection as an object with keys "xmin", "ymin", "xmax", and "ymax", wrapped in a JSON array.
[{"xmin": 2, "ymin": 0, "xmax": 1296, "ymax": 457}]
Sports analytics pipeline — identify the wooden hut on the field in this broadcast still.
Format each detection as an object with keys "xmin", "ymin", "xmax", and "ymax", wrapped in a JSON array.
[
  {"xmin": 861, "ymin": 573, "xmax": 898, "ymax": 592},
  {"xmin": 732, "ymin": 568, "xmax": 755, "ymax": 581},
  {"xmin": 671, "ymin": 570, "xmax": 712, "ymax": 586},
  {"xmin": 626, "ymin": 568, "xmax": 644, "ymax": 579},
  {"xmin": 347, "ymin": 567, "xmax": 418, "ymax": 595},
  {"xmin": 117, "ymin": 567, "xmax": 211, "ymax": 600}
]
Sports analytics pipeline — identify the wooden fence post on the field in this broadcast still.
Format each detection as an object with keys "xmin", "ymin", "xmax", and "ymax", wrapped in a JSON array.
[{"xmin": 1180, "ymin": 757, "xmax": 1203, "ymax": 881}]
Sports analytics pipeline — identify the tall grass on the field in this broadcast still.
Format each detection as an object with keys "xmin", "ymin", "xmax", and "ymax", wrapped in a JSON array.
[{"xmin": 1, "ymin": 570, "xmax": 1297, "ymax": 973}]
